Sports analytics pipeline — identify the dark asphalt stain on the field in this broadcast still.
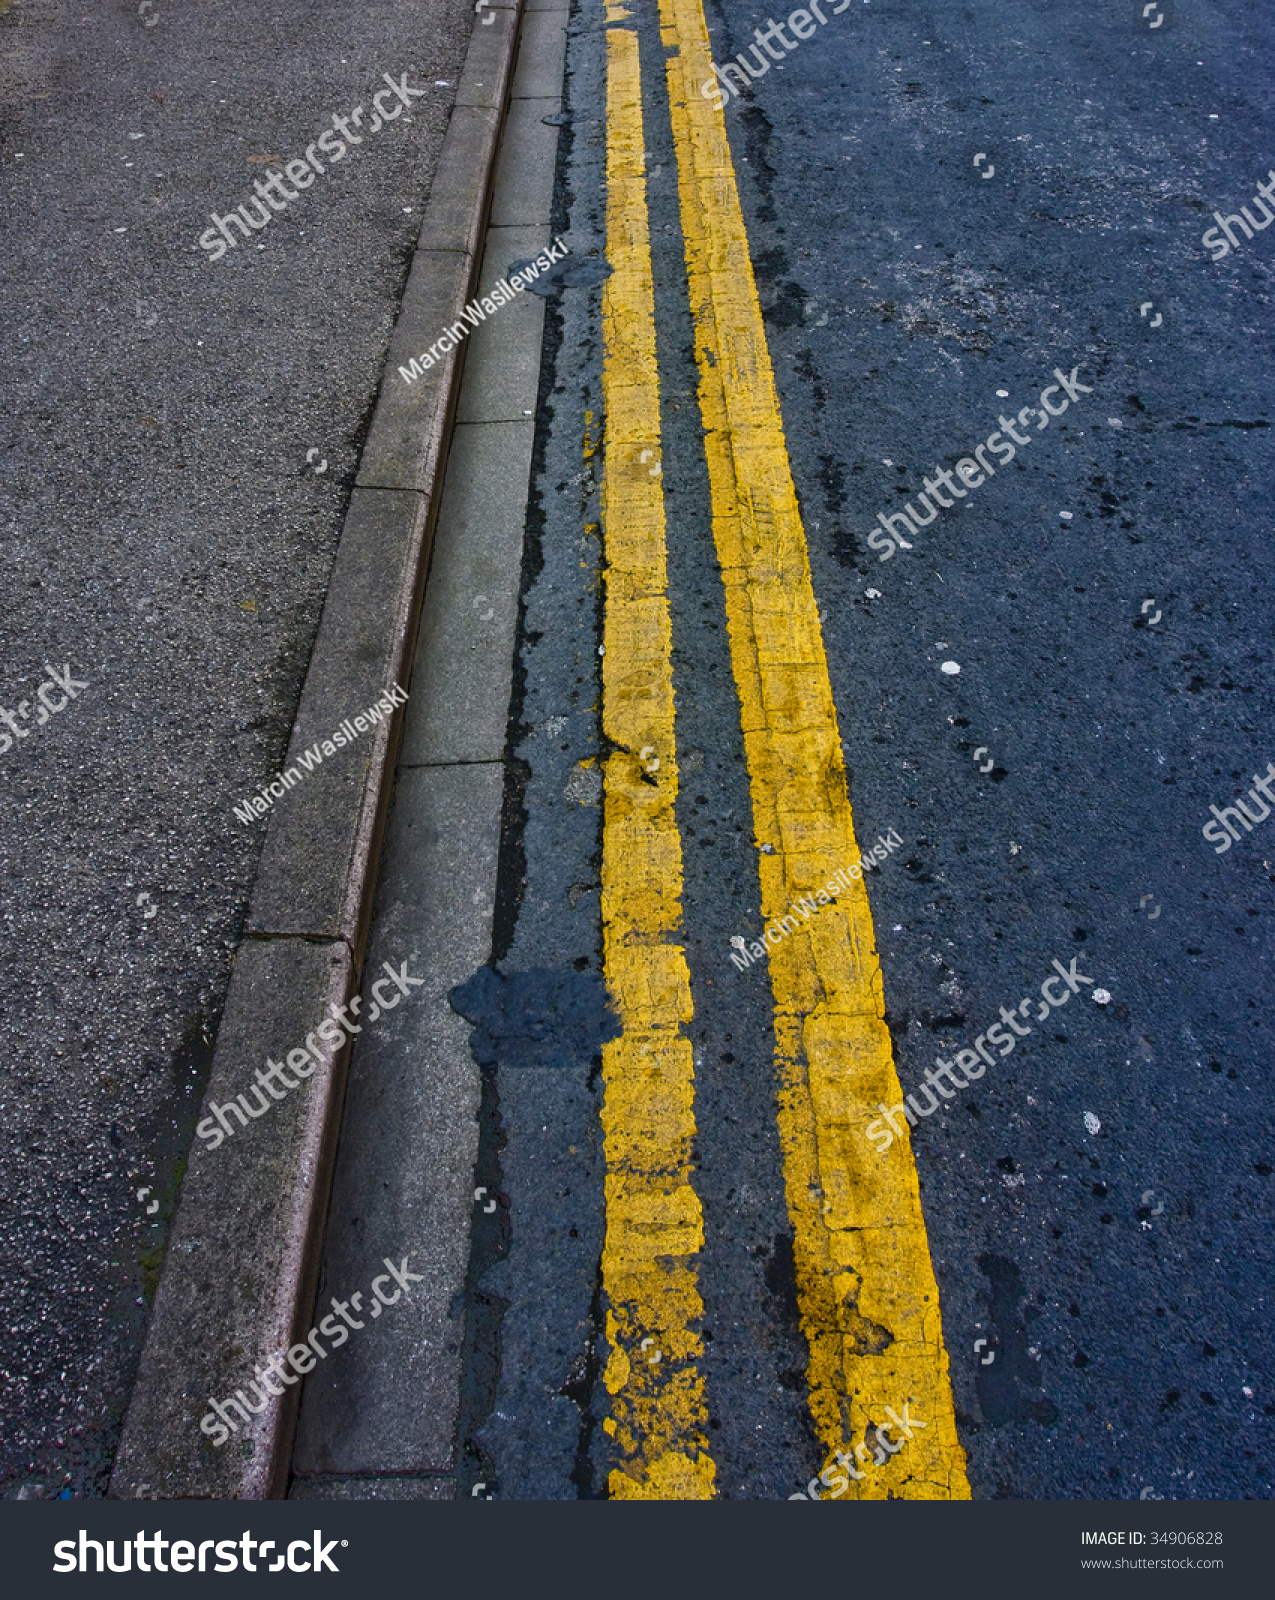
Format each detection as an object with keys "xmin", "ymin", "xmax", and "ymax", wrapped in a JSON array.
[
  {"xmin": 491, "ymin": 755, "xmax": 532, "ymax": 966},
  {"xmin": 737, "ymin": 105, "xmax": 777, "ymax": 225},
  {"xmin": 976, "ymin": 1255, "xmax": 1059, "ymax": 1428},
  {"xmin": 757, "ymin": 1235, "xmax": 808, "ymax": 1395},
  {"xmin": 508, "ymin": 253, "xmax": 614, "ymax": 296},
  {"xmin": 449, "ymin": 965, "xmax": 620, "ymax": 1072}
]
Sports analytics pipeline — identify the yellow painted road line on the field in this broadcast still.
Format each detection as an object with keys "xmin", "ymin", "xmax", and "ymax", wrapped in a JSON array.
[
  {"xmin": 657, "ymin": 0, "xmax": 970, "ymax": 1499},
  {"xmin": 597, "ymin": 22, "xmax": 716, "ymax": 1501}
]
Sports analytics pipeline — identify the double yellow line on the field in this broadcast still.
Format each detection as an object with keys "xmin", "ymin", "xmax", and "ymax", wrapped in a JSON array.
[{"xmin": 597, "ymin": 0, "xmax": 970, "ymax": 1499}]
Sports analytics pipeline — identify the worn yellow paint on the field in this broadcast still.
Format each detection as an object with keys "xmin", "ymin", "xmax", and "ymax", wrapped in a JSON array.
[
  {"xmin": 656, "ymin": 0, "xmax": 970, "ymax": 1498},
  {"xmin": 597, "ymin": 24, "xmax": 715, "ymax": 1501}
]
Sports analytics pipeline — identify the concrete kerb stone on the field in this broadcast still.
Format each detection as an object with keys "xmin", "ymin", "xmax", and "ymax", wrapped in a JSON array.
[
  {"xmin": 110, "ymin": 938, "xmax": 355, "ymax": 1501},
  {"xmin": 246, "ymin": 488, "xmax": 431, "ymax": 949},
  {"xmin": 456, "ymin": 5, "xmax": 521, "ymax": 111},
  {"xmin": 356, "ymin": 259, "xmax": 475, "ymax": 493},
  {"xmin": 407, "ymin": 106, "xmax": 502, "ymax": 259},
  {"xmin": 355, "ymin": 15, "xmax": 524, "ymax": 493},
  {"xmin": 108, "ymin": 4, "xmax": 527, "ymax": 1501}
]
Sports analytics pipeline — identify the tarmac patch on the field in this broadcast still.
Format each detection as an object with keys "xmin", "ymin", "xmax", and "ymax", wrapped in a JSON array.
[
  {"xmin": 508, "ymin": 253, "xmax": 613, "ymax": 297},
  {"xmin": 450, "ymin": 964, "xmax": 620, "ymax": 1070}
]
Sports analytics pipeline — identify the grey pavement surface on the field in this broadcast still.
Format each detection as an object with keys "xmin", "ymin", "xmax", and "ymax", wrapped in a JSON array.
[
  {"xmin": 0, "ymin": 0, "xmax": 475, "ymax": 1499},
  {"xmin": 289, "ymin": 763, "xmax": 502, "ymax": 1485},
  {"xmin": 290, "ymin": 1, "xmax": 567, "ymax": 1499}
]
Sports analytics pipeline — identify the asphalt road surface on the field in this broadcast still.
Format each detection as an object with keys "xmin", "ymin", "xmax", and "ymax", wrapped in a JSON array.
[
  {"xmin": 448, "ymin": 0, "xmax": 1272, "ymax": 1499},
  {"xmin": 3, "ymin": 0, "xmax": 1272, "ymax": 1504},
  {"xmin": 0, "ymin": 0, "xmax": 474, "ymax": 1500}
]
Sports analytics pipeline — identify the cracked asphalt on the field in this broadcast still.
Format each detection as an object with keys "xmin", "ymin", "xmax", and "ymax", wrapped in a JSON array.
[{"xmin": 449, "ymin": 0, "xmax": 1273, "ymax": 1499}]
